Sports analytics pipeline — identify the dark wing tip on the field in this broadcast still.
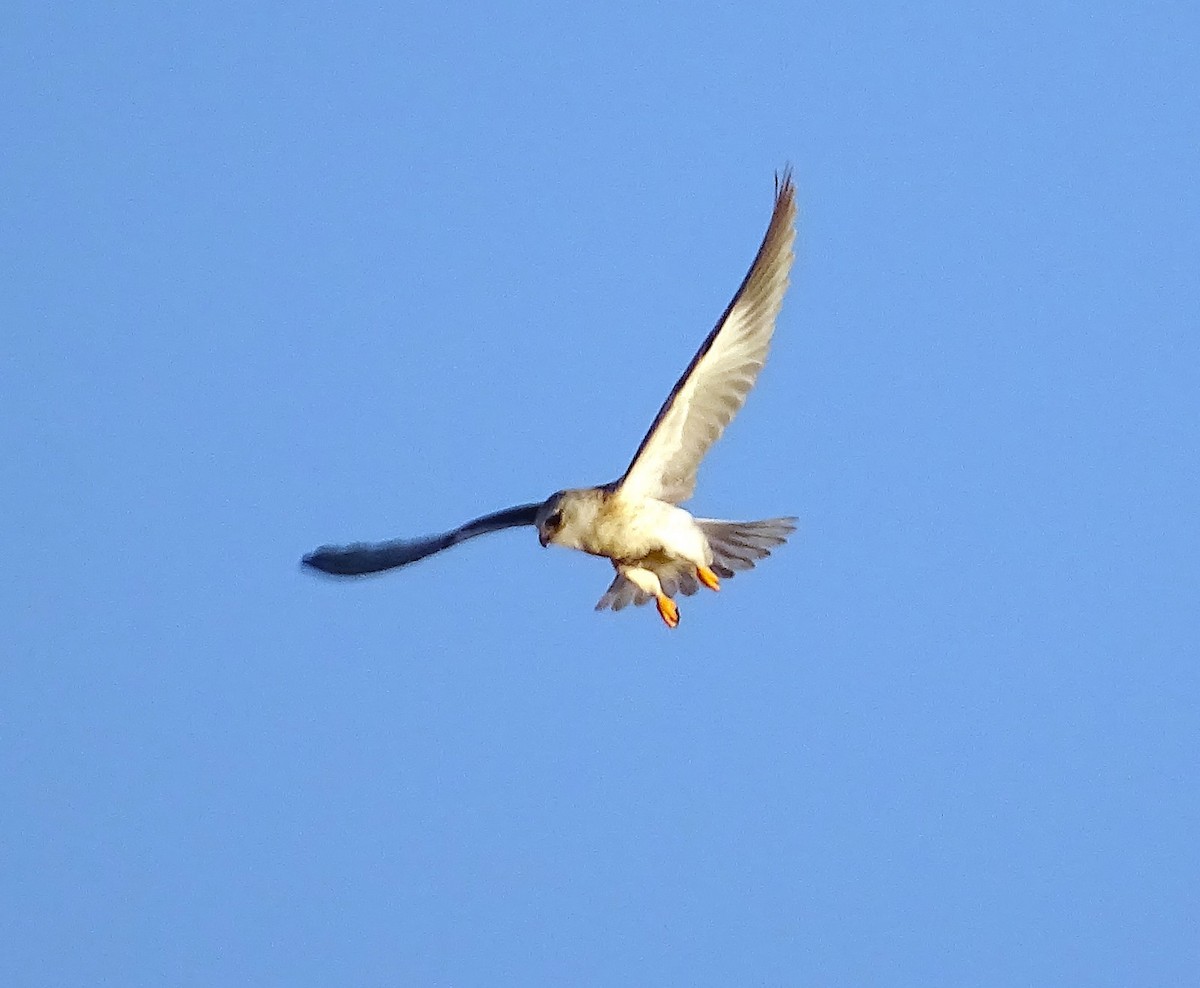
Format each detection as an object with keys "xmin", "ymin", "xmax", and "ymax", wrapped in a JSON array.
[
  {"xmin": 775, "ymin": 165, "xmax": 795, "ymax": 200},
  {"xmin": 300, "ymin": 504, "xmax": 540, "ymax": 579},
  {"xmin": 300, "ymin": 539, "xmax": 443, "ymax": 577},
  {"xmin": 301, "ymin": 545, "xmax": 378, "ymax": 577}
]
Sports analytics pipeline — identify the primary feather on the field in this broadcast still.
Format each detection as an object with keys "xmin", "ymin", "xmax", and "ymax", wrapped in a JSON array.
[
  {"xmin": 615, "ymin": 171, "xmax": 796, "ymax": 504},
  {"xmin": 303, "ymin": 503, "xmax": 540, "ymax": 576}
]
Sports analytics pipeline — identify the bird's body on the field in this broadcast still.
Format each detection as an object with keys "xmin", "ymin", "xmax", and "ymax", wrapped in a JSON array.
[
  {"xmin": 305, "ymin": 172, "xmax": 800, "ymax": 628},
  {"xmin": 541, "ymin": 490, "xmax": 702, "ymax": 564}
]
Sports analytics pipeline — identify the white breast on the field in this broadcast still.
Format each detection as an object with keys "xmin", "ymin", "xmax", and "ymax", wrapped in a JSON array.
[{"xmin": 589, "ymin": 496, "xmax": 708, "ymax": 565}]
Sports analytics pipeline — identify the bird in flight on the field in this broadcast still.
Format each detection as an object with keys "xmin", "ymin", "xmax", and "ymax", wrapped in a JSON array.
[{"xmin": 304, "ymin": 172, "xmax": 798, "ymax": 628}]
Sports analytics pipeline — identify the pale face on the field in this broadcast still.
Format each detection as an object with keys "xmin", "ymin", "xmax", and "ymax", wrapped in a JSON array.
[{"xmin": 534, "ymin": 489, "xmax": 605, "ymax": 550}]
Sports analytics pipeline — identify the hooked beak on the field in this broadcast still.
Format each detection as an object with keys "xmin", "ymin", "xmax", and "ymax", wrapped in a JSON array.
[{"xmin": 538, "ymin": 528, "xmax": 549, "ymax": 548}]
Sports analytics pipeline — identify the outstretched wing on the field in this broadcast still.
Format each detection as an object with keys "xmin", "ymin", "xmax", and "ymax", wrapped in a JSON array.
[
  {"xmin": 615, "ymin": 171, "xmax": 797, "ymax": 504},
  {"xmin": 302, "ymin": 502, "xmax": 541, "ymax": 576}
]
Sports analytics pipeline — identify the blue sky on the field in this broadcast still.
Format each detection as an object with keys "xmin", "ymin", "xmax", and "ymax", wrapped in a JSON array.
[{"xmin": 4, "ymin": 1, "xmax": 1197, "ymax": 984}]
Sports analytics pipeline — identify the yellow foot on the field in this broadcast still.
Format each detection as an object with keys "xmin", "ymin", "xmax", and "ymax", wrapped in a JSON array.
[
  {"xmin": 697, "ymin": 565, "xmax": 721, "ymax": 592},
  {"xmin": 656, "ymin": 594, "xmax": 680, "ymax": 629}
]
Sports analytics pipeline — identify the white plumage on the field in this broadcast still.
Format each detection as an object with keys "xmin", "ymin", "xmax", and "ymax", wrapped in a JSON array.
[{"xmin": 305, "ymin": 172, "xmax": 800, "ymax": 628}]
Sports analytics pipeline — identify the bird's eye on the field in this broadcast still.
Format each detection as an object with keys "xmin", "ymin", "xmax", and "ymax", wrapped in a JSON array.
[{"xmin": 545, "ymin": 510, "xmax": 563, "ymax": 530}]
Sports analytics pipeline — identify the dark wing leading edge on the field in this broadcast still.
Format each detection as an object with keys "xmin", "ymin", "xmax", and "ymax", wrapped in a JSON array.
[
  {"xmin": 614, "ymin": 171, "xmax": 797, "ymax": 505},
  {"xmin": 302, "ymin": 502, "xmax": 541, "ymax": 576}
]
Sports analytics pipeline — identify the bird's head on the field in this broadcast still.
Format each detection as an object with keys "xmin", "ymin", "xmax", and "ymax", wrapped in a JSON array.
[
  {"xmin": 535, "ymin": 491, "xmax": 568, "ymax": 548},
  {"xmin": 535, "ymin": 488, "xmax": 603, "ymax": 549}
]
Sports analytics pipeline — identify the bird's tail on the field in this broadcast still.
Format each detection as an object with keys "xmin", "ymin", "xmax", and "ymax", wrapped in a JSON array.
[
  {"xmin": 593, "ymin": 516, "xmax": 797, "ymax": 613},
  {"xmin": 696, "ymin": 516, "xmax": 797, "ymax": 578}
]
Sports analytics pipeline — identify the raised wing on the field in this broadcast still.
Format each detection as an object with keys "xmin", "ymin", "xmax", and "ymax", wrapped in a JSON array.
[
  {"xmin": 615, "ymin": 172, "xmax": 796, "ymax": 504},
  {"xmin": 302, "ymin": 502, "xmax": 540, "ymax": 576}
]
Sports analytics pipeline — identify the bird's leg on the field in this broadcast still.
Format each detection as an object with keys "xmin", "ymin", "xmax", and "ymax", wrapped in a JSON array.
[
  {"xmin": 621, "ymin": 565, "xmax": 678, "ymax": 629},
  {"xmin": 655, "ymin": 594, "xmax": 680, "ymax": 629},
  {"xmin": 697, "ymin": 565, "xmax": 721, "ymax": 592}
]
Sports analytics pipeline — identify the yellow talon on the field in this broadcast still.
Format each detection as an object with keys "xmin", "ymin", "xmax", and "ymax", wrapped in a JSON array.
[
  {"xmin": 656, "ymin": 594, "xmax": 680, "ymax": 629},
  {"xmin": 697, "ymin": 565, "xmax": 721, "ymax": 592}
]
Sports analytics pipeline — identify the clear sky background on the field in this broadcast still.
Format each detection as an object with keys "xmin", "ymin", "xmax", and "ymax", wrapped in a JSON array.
[{"xmin": 4, "ymin": 2, "xmax": 1197, "ymax": 985}]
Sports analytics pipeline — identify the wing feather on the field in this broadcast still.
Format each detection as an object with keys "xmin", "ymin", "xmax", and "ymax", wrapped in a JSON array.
[
  {"xmin": 615, "ymin": 171, "xmax": 797, "ymax": 503},
  {"xmin": 302, "ymin": 502, "xmax": 540, "ymax": 576}
]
